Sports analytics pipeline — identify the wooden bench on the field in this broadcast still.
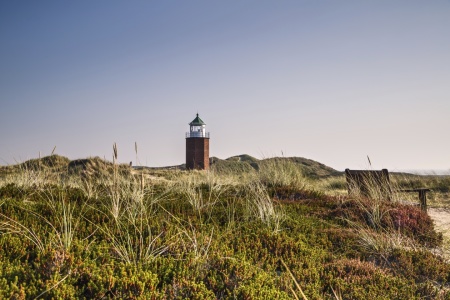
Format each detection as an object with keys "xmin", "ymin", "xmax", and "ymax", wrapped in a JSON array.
[{"xmin": 345, "ymin": 169, "xmax": 431, "ymax": 212}]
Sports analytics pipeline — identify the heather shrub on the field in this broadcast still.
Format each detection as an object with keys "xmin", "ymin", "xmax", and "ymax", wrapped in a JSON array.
[
  {"xmin": 322, "ymin": 258, "xmax": 416, "ymax": 299},
  {"xmin": 388, "ymin": 204, "xmax": 442, "ymax": 247},
  {"xmin": 0, "ymin": 157, "xmax": 449, "ymax": 299},
  {"xmin": 331, "ymin": 197, "xmax": 442, "ymax": 247}
]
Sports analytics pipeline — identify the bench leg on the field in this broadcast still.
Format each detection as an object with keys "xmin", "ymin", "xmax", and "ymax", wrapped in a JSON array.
[{"xmin": 419, "ymin": 191, "xmax": 427, "ymax": 212}]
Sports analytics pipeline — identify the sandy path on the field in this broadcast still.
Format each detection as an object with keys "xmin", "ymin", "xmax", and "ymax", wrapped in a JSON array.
[{"xmin": 428, "ymin": 208, "xmax": 450, "ymax": 237}]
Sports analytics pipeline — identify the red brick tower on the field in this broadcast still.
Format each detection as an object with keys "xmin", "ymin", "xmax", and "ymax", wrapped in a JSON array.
[{"xmin": 186, "ymin": 113, "xmax": 210, "ymax": 170}]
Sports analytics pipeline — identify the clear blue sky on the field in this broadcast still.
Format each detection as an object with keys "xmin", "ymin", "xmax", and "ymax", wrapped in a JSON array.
[{"xmin": 1, "ymin": 1, "xmax": 449, "ymax": 172}]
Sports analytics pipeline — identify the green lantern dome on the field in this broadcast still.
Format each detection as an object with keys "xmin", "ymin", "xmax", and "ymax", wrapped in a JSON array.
[{"xmin": 189, "ymin": 113, "xmax": 206, "ymax": 126}]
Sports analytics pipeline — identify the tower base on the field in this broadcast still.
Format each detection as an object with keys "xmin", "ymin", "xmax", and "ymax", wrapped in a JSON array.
[{"xmin": 186, "ymin": 138, "xmax": 209, "ymax": 170}]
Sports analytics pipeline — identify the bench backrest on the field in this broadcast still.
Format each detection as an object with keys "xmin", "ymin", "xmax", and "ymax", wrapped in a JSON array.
[{"xmin": 345, "ymin": 169, "xmax": 392, "ymax": 200}]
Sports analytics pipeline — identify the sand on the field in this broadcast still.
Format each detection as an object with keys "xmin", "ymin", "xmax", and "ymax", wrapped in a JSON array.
[{"xmin": 429, "ymin": 207, "xmax": 450, "ymax": 237}]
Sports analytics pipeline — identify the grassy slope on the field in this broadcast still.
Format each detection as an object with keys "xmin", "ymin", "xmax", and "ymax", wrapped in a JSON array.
[
  {"xmin": 0, "ymin": 156, "xmax": 449, "ymax": 299},
  {"xmin": 210, "ymin": 154, "xmax": 341, "ymax": 178}
]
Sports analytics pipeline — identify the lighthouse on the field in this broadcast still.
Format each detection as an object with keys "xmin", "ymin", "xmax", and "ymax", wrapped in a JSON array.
[{"xmin": 186, "ymin": 113, "xmax": 210, "ymax": 170}]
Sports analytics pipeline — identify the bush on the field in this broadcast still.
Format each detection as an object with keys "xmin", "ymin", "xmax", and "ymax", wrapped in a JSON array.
[{"xmin": 0, "ymin": 162, "xmax": 449, "ymax": 298}]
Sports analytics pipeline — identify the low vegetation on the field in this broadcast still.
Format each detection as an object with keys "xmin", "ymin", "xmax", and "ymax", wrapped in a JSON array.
[{"xmin": 0, "ymin": 153, "xmax": 449, "ymax": 299}]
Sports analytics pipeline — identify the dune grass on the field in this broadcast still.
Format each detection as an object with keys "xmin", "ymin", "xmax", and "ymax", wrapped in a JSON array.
[{"xmin": 0, "ymin": 154, "xmax": 449, "ymax": 298}]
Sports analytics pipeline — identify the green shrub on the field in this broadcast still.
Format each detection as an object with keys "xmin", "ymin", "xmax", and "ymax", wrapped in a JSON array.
[{"xmin": 0, "ymin": 162, "xmax": 449, "ymax": 299}]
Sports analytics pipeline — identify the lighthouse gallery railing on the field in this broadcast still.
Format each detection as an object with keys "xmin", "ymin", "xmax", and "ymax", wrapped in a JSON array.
[{"xmin": 186, "ymin": 132, "xmax": 210, "ymax": 138}]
